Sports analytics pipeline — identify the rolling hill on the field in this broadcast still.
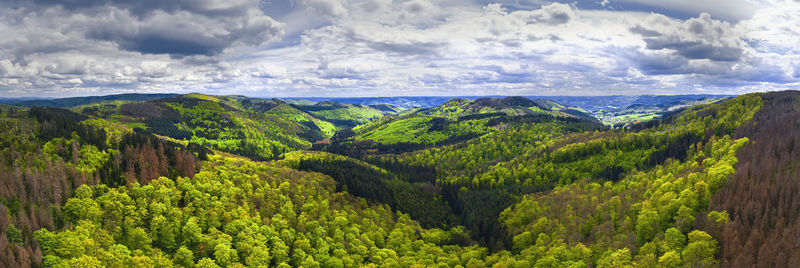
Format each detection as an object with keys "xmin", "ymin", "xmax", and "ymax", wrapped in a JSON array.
[
  {"xmin": 70, "ymin": 94, "xmax": 401, "ymax": 161},
  {"xmin": 319, "ymin": 96, "xmax": 602, "ymax": 155},
  {"xmin": 291, "ymin": 101, "xmax": 400, "ymax": 128},
  {"xmin": 1, "ymin": 91, "xmax": 798, "ymax": 267}
]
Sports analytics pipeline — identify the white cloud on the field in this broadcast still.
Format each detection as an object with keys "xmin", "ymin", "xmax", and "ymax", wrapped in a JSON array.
[
  {"xmin": 299, "ymin": 0, "xmax": 348, "ymax": 18},
  {"xmin": 1, "ymin": 0, "xmax": 799, "ymax": 97},
  {"xmin": 0, "ymin": 0, "xmax": 285, "ymax": 96},
  {"xmin": 633, "ymin": 13, "xmax": 745, "ymax": 61}
]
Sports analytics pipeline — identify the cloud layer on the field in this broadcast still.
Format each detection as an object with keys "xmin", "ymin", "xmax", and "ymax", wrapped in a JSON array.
[{"xmin": 0, "ymin": 0, "xmax": 798, "ymax": 97}]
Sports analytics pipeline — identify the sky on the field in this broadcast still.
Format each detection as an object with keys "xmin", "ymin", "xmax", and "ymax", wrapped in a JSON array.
[{"xmin": 0, "ymin": 0, "xmax": 798, "ymax": 98}]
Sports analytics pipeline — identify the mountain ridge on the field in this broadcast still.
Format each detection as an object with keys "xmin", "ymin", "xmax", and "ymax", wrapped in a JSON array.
[{"xmin": 1, "ymin": 93, "xmax": 732, "ymax": 126}]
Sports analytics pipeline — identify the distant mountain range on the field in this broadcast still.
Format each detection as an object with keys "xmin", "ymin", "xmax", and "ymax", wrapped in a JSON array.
[
  {"xmin": 291, "ymin": 94, "xmax": 734, "ymax": 126},
  {"xmin": 0, "ymin": 93, "xmax": 180, "ymax": 108},
  {"xmin": 1, "ymin": 93, "xmax": 734, "ymax": 126},
  {"xmin": 297, "ymin": 94, "xmax": 733, "ymax": 110},
  {"xmin": 291, "ymin": 96, "xmax": 484, "ymax": 109}
]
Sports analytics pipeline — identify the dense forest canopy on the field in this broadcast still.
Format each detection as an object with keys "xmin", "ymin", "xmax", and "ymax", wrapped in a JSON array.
[{"xmin": 0, "ymin": 92, "xmax": 798, "ymax": 267}]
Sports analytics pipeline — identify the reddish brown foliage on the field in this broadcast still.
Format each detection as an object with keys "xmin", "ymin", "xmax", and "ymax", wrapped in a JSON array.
[
  {"xmin": 0, "ymin": 107, "xmax": 200, "ymax": 266},
  {"xmin": 0, "ymin": 147, "xmax": 95, "ymax": 266},
  {"xmin": 706, "ymin": 91, "xmax": 800, "ymax": 267}
]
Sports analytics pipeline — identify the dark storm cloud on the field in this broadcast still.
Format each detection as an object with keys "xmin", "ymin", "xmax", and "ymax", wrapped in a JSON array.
[
  {"xmin": 631, "ymin": 13, "xmax": 745, "ymax": 62},
  {"xmin": 124, "ymin": 36, "xmax": 226, "ymax": 56},
  {"xmin": 643, "ymin": 40, "xmax": 742, "ymax": 62},
  {"xmin": 625, "ymin": 13, "xmax": 750, "ymax": 77},
  {"xmin": 629, "ymin": 25, "xmax": 661, "ymax": 37},
  {"xmin": 632, "ymin": 51, "xmax": 691, "ymax": 75},
  {"xmin": 609, "ymin": 0, "xmax": 759, "ymax": 22},
  {"xmin": 8, "ymin": 0, "xmax": 251, "ymax": 17},
  {"xmin": 363, "ymin": 40, "xmax": 444, "ymax": 56},
  {"xmin": 333, "ymin": 26, "xmax": 446, "ymax": 57},
  {"xmin": 6, "ymin": 0, "xmax": 283, "ymax": 56},
  {"xmin": 534, "ymin": 2, "xmax": 573, "ymax": 25}
]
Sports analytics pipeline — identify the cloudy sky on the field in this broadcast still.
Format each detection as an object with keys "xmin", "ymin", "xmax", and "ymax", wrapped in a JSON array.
[{"xmin": 0, "ymin": 0, "xmax": 798, "ymax": 97}]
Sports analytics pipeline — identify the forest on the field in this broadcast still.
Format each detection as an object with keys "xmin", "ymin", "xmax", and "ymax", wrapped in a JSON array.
[{"xmin": 0, "ymin": 92, "xmax": 798, "ymax": 267}]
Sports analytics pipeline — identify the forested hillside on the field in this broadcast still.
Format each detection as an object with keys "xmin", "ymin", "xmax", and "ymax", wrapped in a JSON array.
[
  {"xmin": 73, "ymin": 94, "xmax": 399, "ymax": 161},
  {"xmin": 317, "ymin": 96, "xmax": 601, "ymax": 155},
  {"xmin": 704, "ymin": 91, "xmax": 800, "ymax": 267},
  {"xmin": 0, "ymin": 106, "xmax": 201, "ymax": 266},
  {"xmin": 0, "ymin": 92, "xmax": 798, "ymax": 267}
]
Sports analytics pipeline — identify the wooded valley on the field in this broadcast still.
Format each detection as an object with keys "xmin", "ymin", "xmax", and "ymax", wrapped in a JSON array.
[{"xmin": 0, "ymin": 92, "xmax": 797, "ymax": 267}]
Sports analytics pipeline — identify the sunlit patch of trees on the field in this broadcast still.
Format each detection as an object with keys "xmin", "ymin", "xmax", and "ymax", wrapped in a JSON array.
[{"xmin": 31, "ymin": 156, "xmax": 485, "ymax": 267}]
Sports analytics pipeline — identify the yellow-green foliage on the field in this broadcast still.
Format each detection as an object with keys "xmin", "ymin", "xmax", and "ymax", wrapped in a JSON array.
[
  {"xmin": 351, "ymin": 116, "xmax": 395, "ymax": 135},
  {"xmin": 416, "ymin": 99, "xmax": 496, "ymax": 118},
  {"xmin": 13, "ymin": 93, "xmax": 771, "ymax": 268},
  {"xmin": 355, "ymin": 116, "xmax": 493, "ymax": 145},
  {"xmin": 496, "ymin": 134, "xmax": 745, "ymax": 267},
  {"xmin": 42, "ymin": 137, "xmax": 109, "ymax": 174},
  {"xmin": 491, "ymin": 95, "xmax": 762, "ymax": 267},
  {"xmin": 668, "ymin": 94, "xmax": 762, "ymax": 135},
  {"xmin": 404, "ymin": 94, "xmax": 762, "ymax": 190},
  {"xmin": 346, "ymin": 97, "xmax": 594, "ymax": 148},
  {"xmin": 37, "ymin": 156, "xmax": 487, "ymax": 267},
  {"xmin": 163, "ymin": 98, "xmax": 313, "ymax": 160},
  {"xmin": 315, "ymin": 121, "xmax": 337, "ymax": 138},
  {"xmin": 398, "ymin": 121, "xmax": 567, "ymax": 182},
  {"xmin": 72, "ymin": 100, "xmax": 134, "ymax": 112},
  {"xmin": 75, "ymin": 144, "xmax": 110, "ymax": 174},
  {"xmin": 266, "ymin": 104, "xmax": 337, "ymax": 138},
  {"xmin": 308, "ymin": 106, "xmax": 385, "ymax": 125},
  {"xmin": 83, "ymin": 95, "xmax": 325, "ymax": 161},
  {"xmin": 357, "ymin": 116, "xmax": 442, "ymax": 144},
  {"xmin": 0, "ymin": 117, "xmax": 39, "ymax": 157},
  {"xmin": 80, "ymin": 118, "xmax": 132, "ymax": 148},
  {"xmin": 183, "ymin": 93, "xmax": 222, "ymax": 102},
  {"xmin": 415, "ymin": 98, "xmax": 572, "ymax": 119}
]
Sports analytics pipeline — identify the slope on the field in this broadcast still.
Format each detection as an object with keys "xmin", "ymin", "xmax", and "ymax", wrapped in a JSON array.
[
  {"xmin": 31, "ymin": 154, "xmax": 495, "ymax": 267},
  {"xmin": 0, "ymin": 107, "xmax": 202, "ymax": 266},
  {"xmin": 76, "ymin": 94, "xmax": 322, "ymax": 161},
  {"xmin": 320, "ymin": 96, "xmax": 602, "ymax": 156},
  {"xmin": 276, "ymin": 151, "xmax": 457, "ymax": 228},
  {"xmin": 0, "ymin": 105, "xmax": 482, "ymax": 267},
  {"xmin": 292, "ymin": 101, "xmax": 401, "ymax": 128},
  {"xmin": 337, "ymin": 93, "xmax": 762, "ymax": 262},
  {"xmin": 704, "ymin": 90, "xmax": 800, "ymax": 266},
  {"xmin": 415, "ymin": 96, "xmax": 594, "ymax": 120}
]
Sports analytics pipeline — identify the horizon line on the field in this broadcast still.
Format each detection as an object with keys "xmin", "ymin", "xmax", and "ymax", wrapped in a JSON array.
[{"xmin": 0, "ymin": 92, "xmax": 742, "ymax": 101}]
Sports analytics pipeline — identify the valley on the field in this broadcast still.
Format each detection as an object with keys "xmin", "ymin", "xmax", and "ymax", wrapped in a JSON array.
[{"xmin": 0, "ymin": 92, "xmax": 797, "ymax": 267}]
